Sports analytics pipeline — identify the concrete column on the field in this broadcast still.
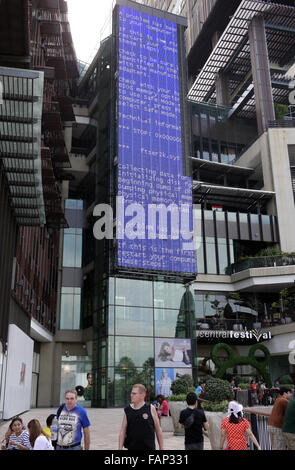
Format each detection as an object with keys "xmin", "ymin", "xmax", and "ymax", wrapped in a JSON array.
[
  {"xmin": 38, "ymin": 342, "xmax": 62, "ymax": 407},
  {"xmin": 216, "ymin": 72, "xmax": 231, "ymax": 107},
  {"xmin": 267, "ymin": 129, "xmax": 295, "ymax": 252},
  {"xmin": 248, "ymin": 16, "xmax": 275, "ymax": 134}
]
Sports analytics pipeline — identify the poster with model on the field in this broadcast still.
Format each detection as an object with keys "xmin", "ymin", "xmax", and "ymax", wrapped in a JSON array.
[
  {"xmin": 155, "ymin": 367, "xmax": 193, "ymax": 397},
  {"xmin": 155, "ymin": 338, "xmax": 192, "ymax": 368}
]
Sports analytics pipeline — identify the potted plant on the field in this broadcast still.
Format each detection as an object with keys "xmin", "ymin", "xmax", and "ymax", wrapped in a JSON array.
[
  {"xmin": 168, "ymin": 375, "xmax": 195, "ymax": 435},
  {"xmin": 202, "ymin": 377, "xmax": 234, "ymax": 450}
]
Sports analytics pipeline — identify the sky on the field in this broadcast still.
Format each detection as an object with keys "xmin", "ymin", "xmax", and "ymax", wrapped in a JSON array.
[{"xmin": 67, "ymin": 0, "xmax": 114, "ymax": 63}]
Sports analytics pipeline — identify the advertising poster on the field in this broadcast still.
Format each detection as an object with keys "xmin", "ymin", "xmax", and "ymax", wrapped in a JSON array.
[
  {"xmin": 155, "ymin": 338, "xmax": 192, "ymax": 368},
  {"xmin": 155, "ymin": 367, "xmax": 193, "ymax": 397}
]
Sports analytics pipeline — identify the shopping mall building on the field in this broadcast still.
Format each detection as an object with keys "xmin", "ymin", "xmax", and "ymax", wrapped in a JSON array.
[{"xmin": 1, "ymin": 0, "xmax": 295, "ymax": 416}]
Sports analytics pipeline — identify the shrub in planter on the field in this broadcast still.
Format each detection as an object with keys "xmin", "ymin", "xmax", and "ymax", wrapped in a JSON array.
[
  {"xmin": 202, "ymin": 400, "xmax": 229, "ymax": 413},
  {"xmin": 168, "ymin": 394, "xmax": 187, "ymax": 402},
  {"xmin": 280, "ymin": 375, "xmax": 293, "ymax": 385},
  {"xmin": 170, "ymin": 374, "xmax": 194, "ymax": 395},
  {"xmin": 239, "ymin": 383, "xmax": 251, "ymax": 390},
  {"xmin": 205, "ymin": 377, "xmax": 234, "ymax": 403}
]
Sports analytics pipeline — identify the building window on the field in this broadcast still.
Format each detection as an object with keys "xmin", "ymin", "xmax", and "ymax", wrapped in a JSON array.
[
  {"xmin": 60, "ymin": 287, "xmax": 81, "ymax": 330},
  {"xmin": 62, "ymin": 228, "xmax": 82, "ymax": 268},
  {"xmin": 65, "ymin": 199, "xmax": 83, "ymax": 210},
  {"xmin": 115, "ymin": 278, "xmax": 153, "ymax": 307},
  {"xmin": 115, "ymin": 306, "xmax": 153, "ymax": 337}
]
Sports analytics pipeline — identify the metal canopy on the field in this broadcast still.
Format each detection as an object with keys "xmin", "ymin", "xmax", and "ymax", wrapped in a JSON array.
[
  {"xmin": 187, "ymin": 0, "xmax": 295, "ymax": 120},
  {"xmin": 0, "ymin": 66, "xmax": 46, "ymax": 225},
  {"xmin": 193, "ymin": 180, "xmax": 275, "ymax": 210},
  {"xmin": 191, "ymin": 157, "xmax": 254, "ymax": 176}
]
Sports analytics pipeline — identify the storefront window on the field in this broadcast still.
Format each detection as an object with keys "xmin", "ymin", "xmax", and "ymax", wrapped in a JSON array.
[{"xmin": 60, "ymin": 355, "xmax": 92, "ymax": 405}]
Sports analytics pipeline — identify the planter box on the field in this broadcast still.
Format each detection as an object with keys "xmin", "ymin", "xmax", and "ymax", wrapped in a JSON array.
[
  {"xmin": 168, "ymin": 401, "xmax": 186, "ymax": 435},
  {"xmin": 169, "ymin": 402, "xmax": 228, "ymax": 449},
  {"xmin": 160, "ymin": 416, "xmax": 174, "ymax": 432},
  {"xmin": 206, "ymin": 411, "xmax": 228, "ymax": 450}
]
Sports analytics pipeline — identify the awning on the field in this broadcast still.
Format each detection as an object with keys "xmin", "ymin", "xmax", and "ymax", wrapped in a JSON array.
[
  {"xmin": 0, "ymin": 66, "xmax": 46, "ymax": 225},
  {"xmin": 193, "ymin": 180, "xmax": 275, "ymax": 210}
]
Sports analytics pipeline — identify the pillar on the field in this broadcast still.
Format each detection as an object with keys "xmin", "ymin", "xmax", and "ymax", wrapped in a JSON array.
[{"xmin": 248, "ymin": 16, "xmax": 275, "ymax": 134}]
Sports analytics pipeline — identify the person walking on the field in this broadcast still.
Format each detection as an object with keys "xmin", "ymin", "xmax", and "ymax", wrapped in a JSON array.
[
  {"xmin": 179, "ymin": 392, "xmax": 209, "ymax": 450},
  {"xmin": 267, "ymin": 387, "xmax": 292, "ymax": 450},
  {"xmin": 220, "ymin": 401, "xmax": 261, "ymax": 450},
  {"xmin": 118, "ymin": 383, "xmax": 164, "ymax": 450},
  {"xmin": 282, "ymin": 395, "xmax": 295, "ymax": 450},
  {"xmin": 56, "ymin": 389, "xmax": 91, "ymax": 450},
  {"xmin": 27, "ymin": 419, "xmax": 54, "ymax": 450},
  {"xmin": 157, "ymin": 395, "xmax": 170, "ymax": 419}
]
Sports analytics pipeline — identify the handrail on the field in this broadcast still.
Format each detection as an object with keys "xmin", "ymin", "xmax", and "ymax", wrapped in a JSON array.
[
  {"xmin": 227, "ymin": 254, "xmax": 295, "ymax": 275},
  {"xmin": 244, "ymin": 408, "xmax": 271, "ymax": 417}
]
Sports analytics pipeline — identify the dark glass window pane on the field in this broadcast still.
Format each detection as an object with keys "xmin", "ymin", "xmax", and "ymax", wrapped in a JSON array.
[{"xmin": 115, "ymin": 337, "xmax": 154, "ymax": 367}]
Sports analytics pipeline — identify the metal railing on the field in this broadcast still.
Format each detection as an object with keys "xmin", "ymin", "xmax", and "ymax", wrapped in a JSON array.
[
  {"xmin": 268, "ymin": 119, "xmax": 295, "ymax": 128},
  {"xmin": 244, "ymin": 409, "xmax": 272, "ymax": 450},
  {"xmin": 227, "ymin": 254, "xmax": 295, "ymax": 275}
]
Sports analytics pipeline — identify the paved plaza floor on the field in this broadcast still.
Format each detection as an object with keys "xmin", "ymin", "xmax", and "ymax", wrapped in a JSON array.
[{"xmin": 0, "ymin": 407, "xmax": 211, "ymax": 451}]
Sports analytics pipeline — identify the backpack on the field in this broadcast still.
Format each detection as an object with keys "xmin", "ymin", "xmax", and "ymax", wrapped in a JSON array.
[
  {"xmin": 57, "ymin": 403, "xmax": 65, "ymax": 418},
  {"xmin": 184, "ymin": 410, "xmax": 196, "ymax": 429}
]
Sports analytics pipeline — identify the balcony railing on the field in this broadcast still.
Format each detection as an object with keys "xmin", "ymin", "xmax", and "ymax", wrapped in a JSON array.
[
  {"xmin": 268, "ymin": 118, "xmax": 295, "ymax": 128},
  {"xmin": 227, "ymin": 254, "xmax": 295, "ymax": 275},
  {"xmin": 196, "ymin": 314, "xmax": 295, "ymax": 331}
]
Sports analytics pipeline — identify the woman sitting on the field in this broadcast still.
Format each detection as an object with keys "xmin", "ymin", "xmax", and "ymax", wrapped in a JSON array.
[
  {"xmin": 27, "ymin": 419, "xmax": 54, "ymax": 450},
  {"xmin": 1, "ymin": 417, "xmax": 31, "ymax": 450}
]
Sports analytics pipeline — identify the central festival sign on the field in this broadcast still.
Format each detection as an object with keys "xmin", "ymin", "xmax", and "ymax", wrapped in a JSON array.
[{"xmin": 117, "ymin": 5, "xmax": 196, "ymax": 275}]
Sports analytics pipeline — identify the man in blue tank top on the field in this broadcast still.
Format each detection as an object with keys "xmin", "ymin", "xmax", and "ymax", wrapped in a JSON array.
[{"xmin": 118, "ymin": 383, "xmax": 164, "ymax": 450}]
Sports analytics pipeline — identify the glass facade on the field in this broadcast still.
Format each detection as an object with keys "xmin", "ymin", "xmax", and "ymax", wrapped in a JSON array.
[
  {"xmin": 62, "ymin": 228, "xmax": 82, "ymax": 268},
  {"xmin": 60, "ymin": 199, "xmax": 83, "ymax": 330},
  {"xmin": 60, "ymin": 287, "xmax": 81, "ymax": 330},
  {"xmin": 93, "ymin": 278, "xmax": 197, "ymax": 407},
  {"xmin": 195, "ymin": 209, "xmax": 278, "ymax": 275}
]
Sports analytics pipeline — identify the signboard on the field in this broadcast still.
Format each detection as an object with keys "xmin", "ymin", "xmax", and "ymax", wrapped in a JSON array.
[
  {"xmin": 117, "ymin": 5, "xmax": 196, "ymax": 274},
  {"xmin": 3, "ymin": 324, "xmax": 33, "ymax": 419}
]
